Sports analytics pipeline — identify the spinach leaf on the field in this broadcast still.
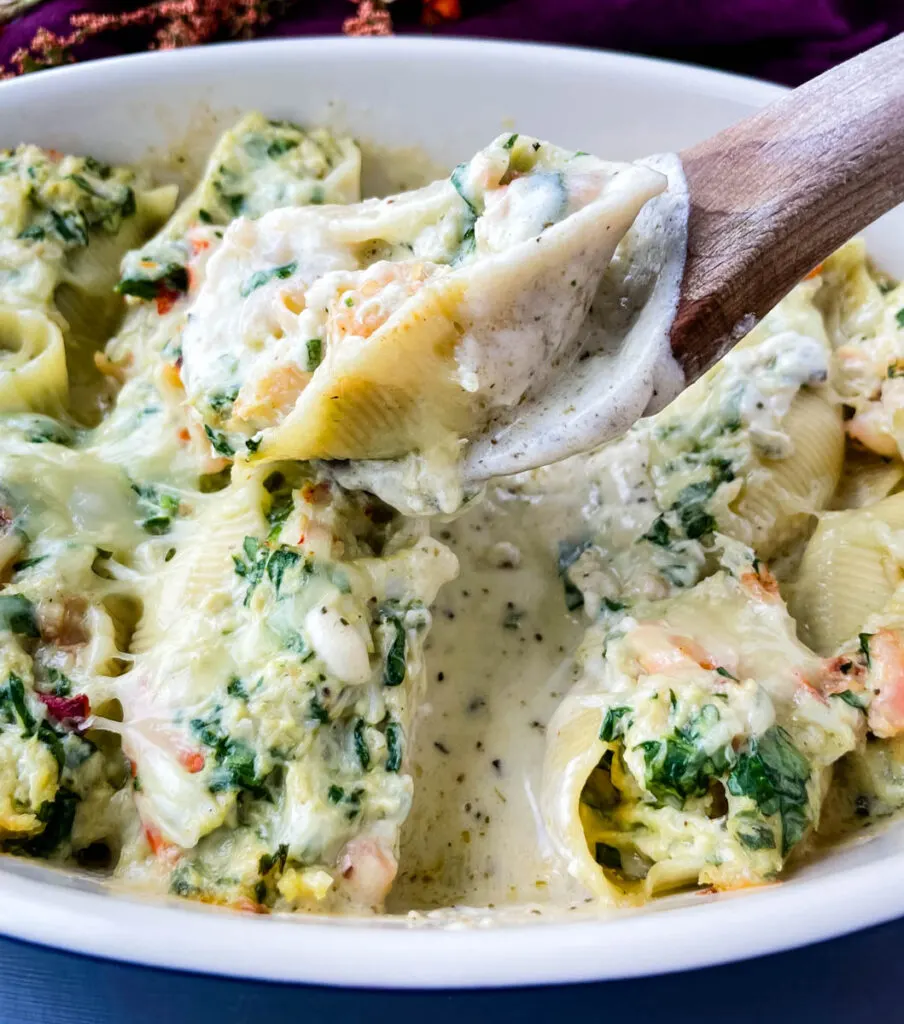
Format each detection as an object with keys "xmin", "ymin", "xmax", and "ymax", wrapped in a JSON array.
[
  {"xmin": 240, "ymin": 261, "xmax": 298, "ymax": 298},
  {"xmin": 0, "ymin": 673, "xmax": 35, "ymax": 734},
  {"xmin": 557, "ymin": 538, "xmax": 590, "ymax": 611},
  {"xmin": 132, "ymin": 482, "xmax": 181, "ymax": 536},
  {"xmin": 353, "ymin": 719, "xmax": 370, "ymax": 771},
  {"xmin": 599, "ymin": 706, "xmax": 631, "ymax": 742},
  {"xmin": 16, "ymin": 788, "xmax": 78, "ymax": 857},
  {"xmin": 859, "ymin": 632, "xmax": 873, "ymax": 668},
  {"xmin": 594, "ymin": 842, "xmax": 622, "ymax": 869},
  {"xmin": 385, "ymin": 721, "xmax": 403, "ymax": 773},
  {"xmin": 639, "ymin": 704, "xmax": 731, "ymax": 808},
  {"xmin": 305, "ymin": 338, "xmax": 323, "ymax": 371},
  {"xmin": 735, "ymin": 816, "xmax": 777, "ymax": 851},
  {"xmin": 727, "ymin": 725, "xmax": 811, "ymax": 855},
  {"xmin": 383, "ymin": 620, "xmax": 406, "ymax": 687},
  {"xmin": 204, "ymin": 425, "xmax": 235, "ymax": 458},
  {"xmin": 833, "ymin": 689, "xmax": 866, "ymax": 710},
  {"xmin": 0, "ymin": 594, "xmax": 39, "ymax": 638},
  {"xmin": 642, "ymin": 516, "xmax": 672, "ymax": 548},
  {"xmin": 117, "ymin": 262, "xmax": 188, "ymax": 299},
  {"xmin": 190, "ymin": 712, "xmax": 267, "ymax": 799},
  {"xmin": 266, "ymin": 547, "xmax": 300, "ymax": 596},
  {"xmin": 265, "ymin": 480, "xmax": 294, "ymax": 542},
  {"xmin": 450, "ymin": 163, "xmax": 477, "ymax": 214},
  {"xmin": 233, "ymin": 537, "xmax": 302, "ymax": 604}
]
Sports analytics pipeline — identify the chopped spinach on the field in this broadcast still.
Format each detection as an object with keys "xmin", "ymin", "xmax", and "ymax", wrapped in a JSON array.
[
  {"xmin": 208, "ymin": 386, "xmax": 239, "ymax": 413},
  {"xmin": 233, "ymin": 536, "xmax": 302, "ymax": 604},
  {"xmin": 385, "ymin": 721, "xmax": 403, "ymax": 773},
  {"xmin": 44, "ymin": 667, "xmax": 73, "ymax": 697},
  {"xmin": 383, "ymin": 620, "xmax": 406, "ymax": 687},
  {"xmin": 13, "ymin": 556, "xmax": 48, "ymax": 572},
  {"xmin": 0, "ymin": 594, "xmax": 40, "ymax": 638},
  {"xmin": 306, "ymin": 338, "xmax": 323, "ymax": 371},
  {"xmin": 38, "ymin": 720, "xmax": 65, "ymax": 768},
  {"xmin": 599, "ymin": 705, "xmax": 631, "ymax": 743},
  {"xmin": 226, "ymin": 676, "xmax": 248, "ymax": 701},
  {"xmin": 735, "ymin": 815, "xmax": 777, "ymax": 851},
  {"xmin": 132, "ymin": 482, "xmax": 181, "ymax": 536},
  {"xmin": 450, "ymin": 163, "xmax": 477, "ymax": 214},
  {"xmin": 594, "ymin": 842, "xmax": 622, "ymax": 870},
  {"xmin": 0, "ymin": 673, "xmax": 36, "ymax": 734},
  {"xmin": 727, "ymin": 726, "xmax": 811, "ymax": 855},
  {"xmin": 15, "ymin": 788, "xmax": 78, "ymax": 857},
  {"xmin": 117, "ymin": 262, "xmax": 189, "ymax": 300},
  {"xmin": 639, "ymin": 704, "xmax": 731, "ymax": 808},
  {"xmin": 266, "ymin": 547, "xmax": 300, "ymax": 596},
  {"xmin": 258, "ymin": 843, "xmax": 288, "ymax": 875},
  {"xmin": 642, "ymin": 516, "xmax": 672, "ymax": 548},
  {"xmin": 859, "ymin": 632, "xmax": 873, "ymax": 669},
  {"xmin": 204, "ymin": 425, "xmax": 235, "ymax": 458},
  {"xmin": 353, "ymin": 719, "xmax": 370, "ymax": 771},
  {"xmin": 265, "ymin": 480, "xmax": 294, "ymax": 542},
  {"xmin": 240, "ymin": 261, "xmax": 298, "ymax": 298},
  {"xmin": 557, "ymin": 538, "xmax": 590, "ymax": 611},
  {"xmin": 833, "ymin": 689, "xmax": 866, "ymax": 710},
  {"xmin": 308, "ymin": 695, "xmax": 330, "ymax": 724},
  {"xmin": 190, "ymin": 712, "xmax": 267, "ymax": 799}
]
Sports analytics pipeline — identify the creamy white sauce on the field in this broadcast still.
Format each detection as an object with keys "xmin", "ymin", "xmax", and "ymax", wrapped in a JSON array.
[
  {"xmin": 463, "ymin": 152, "xmax": 688, "ymax": 481},
  {"xmin": 390, "ymin": 477, "xmax": 590, "ymax": 911}
]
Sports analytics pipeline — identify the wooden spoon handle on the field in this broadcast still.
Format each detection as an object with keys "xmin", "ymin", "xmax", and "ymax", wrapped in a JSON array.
[{"xmin": 670, "ymin": 33, "xmax": 904, "ymax": 381}]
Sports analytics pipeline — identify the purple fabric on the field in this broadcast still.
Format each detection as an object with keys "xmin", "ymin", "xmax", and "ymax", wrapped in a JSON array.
[{"xmin": 1, "ymin": 0, "xmax": 902, "ymax": 86}]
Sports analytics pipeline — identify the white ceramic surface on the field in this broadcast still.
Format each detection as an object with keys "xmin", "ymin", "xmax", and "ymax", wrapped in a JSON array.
[{"xmin": 0, "ymin": 37, "xmax": 902, "ymax": 989}]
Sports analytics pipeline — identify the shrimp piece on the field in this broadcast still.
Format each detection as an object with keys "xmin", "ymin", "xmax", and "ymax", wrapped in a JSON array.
[
  {"xmin": 793, "ymin": 670, "xmax": 829, "ymax": 706},
  {"xmin": 337, "ymin": 837, "xmax": 398, "ymax": 908},
  {"xmin": 39, "ymin": 596, "xmax": 89, "ymax": 648},
  {"xmin": 631, "ymin": 624, "xmax": 716, "ymax": 676},
  {"xmin": 847, "ymin": 405, "xmax": 898, "ymax": 458},
  {"xmin": 327, "ymin": 262, "xmax": 436, "ymax": 345},
  {"xmin": 820, "ymin": 654, "xmax": 867, "ymax": 699},
  {"xmin": 866, "ymin": 629, "xmax": 904, "ymax": 737},
  {"xmin": 233, "ymin": 364, "xmax": 312, "ymax": 428},
  {"xmin": 739, "ymin": 565, "xmax": 780, "ymax": 601}
]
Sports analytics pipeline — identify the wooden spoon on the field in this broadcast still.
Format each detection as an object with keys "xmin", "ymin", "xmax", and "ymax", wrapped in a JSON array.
[
  {"xmin": 467, "ymin": 34, "xmax": 904, "ymax": 481},
  {"xmin": 671, "ymin": 31, "xmax": 904, "ymax": 382}
]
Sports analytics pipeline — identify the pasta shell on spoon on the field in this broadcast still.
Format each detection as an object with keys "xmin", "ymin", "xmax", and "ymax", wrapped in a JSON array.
[{"xmin": 178, "ymin": 135, "xmax": 667, "ymax": 473}]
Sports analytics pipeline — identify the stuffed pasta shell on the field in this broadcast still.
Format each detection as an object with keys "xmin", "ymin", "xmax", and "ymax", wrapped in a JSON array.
[
  {"xmin": 177, "ymin": 134, "xmax": 666, "ymax": 473},
  {"xmin": 540, "ymin": 285, "xmax": 844, "ymax": 618},
  {"xmin": 817, "ymin": 240, "xmax": 904, "ymax": 459},
  {"xmin": 0, "ymin": 144, "xmax": 176, "ymax": 419},
  {"xmin": 104, "ymin": 465, "xmax": 456, "ymax": 911},
  {"xmin": 542, "ymin": 565, "xmax": 862, "ymax": 904},
  {"xmin": 116, "ymin": 113, "xmax": 360, "ymax": 314},
  {"xmin": 94, "ymin": 116, "xmax": 363, "ymax": 491}
]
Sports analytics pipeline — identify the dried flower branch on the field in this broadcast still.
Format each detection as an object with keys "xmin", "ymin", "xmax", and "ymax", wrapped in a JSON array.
[
  {"xmin": 2, "ymin": 0, "xmax": 276, "ymax": 78},
  {"xmin": 342, "ymin": 0, "xmax": 393, "ymax": 37}
]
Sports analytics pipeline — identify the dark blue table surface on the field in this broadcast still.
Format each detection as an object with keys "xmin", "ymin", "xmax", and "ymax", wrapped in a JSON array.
[{"xmin": 1, "ymin": 915, "xmax": 901, "ymax": 1023}]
